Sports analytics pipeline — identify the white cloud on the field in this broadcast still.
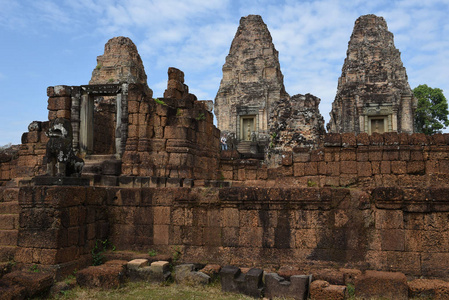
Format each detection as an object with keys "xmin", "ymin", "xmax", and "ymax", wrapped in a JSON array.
[{"xmin": 1, "ymin": 0, "xmax": 449, "ymax": 139}]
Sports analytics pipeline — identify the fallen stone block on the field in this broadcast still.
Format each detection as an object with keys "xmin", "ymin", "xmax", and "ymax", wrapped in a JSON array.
[
  {"xmin": 199, "ymin": 264, "xmax": 221, "ymax": 279},
  {"xmin": 220, "ymin": 266, "xmax": 263, "ymax": 298},
  {"xmin": 0, "ymin": 281, "xmax": 27, "ymax": 300},
  {"xmin": 1, "ymin": 270, "xmax": 53, "ymax": 298},
  {"xmin": 76, "ymin": 260, "xmax": 127, "ymax": 289},
  {"xmin": 265, "ymin": 273, "xmax": 311, "ymax": 300},
  {"xmin": 127, "ymin": 259, "xmax": 171, "ymax": 282},
  {"xmin": 309, "ymin": 280, "xmax": 346, "ymax": 300},
  {"xmin": 175, "ymin": 264, "xmax": 210, "ymax": 285},
  {"xmin": 408, "ymin": 278, "xmax": 449, "ymax": 300},
  {"xmin": 354, "ymin": 270, "xmax": 408, "ymax": 300},
  {"xmin": 277, "ymin": 265, "xmax": 302, "ymax": 279}
]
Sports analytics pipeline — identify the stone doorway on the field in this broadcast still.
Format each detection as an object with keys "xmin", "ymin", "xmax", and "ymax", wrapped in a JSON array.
[
  {"xmin": 369, "ymin": 116, "xmax": 387, "ymax": 134},
  {"xmin": 240, "ymin": 116, "xmax": 255, "ymax": 141},
  {"xmin": 93, "ymin": 96, "xmax": 116, "ymax": 155}
]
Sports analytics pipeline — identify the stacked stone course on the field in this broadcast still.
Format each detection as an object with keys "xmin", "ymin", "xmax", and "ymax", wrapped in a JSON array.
[
  {"xmin": 121, "ymin": 68, "xmax": 220, "ymax": 181},
  {"xmin": 220, "ymin": 132, "xmax": 449, "ymax": 188},
  {"xmin": 12, "ymin": 185, "xmax": 449, "ymax": 281}
]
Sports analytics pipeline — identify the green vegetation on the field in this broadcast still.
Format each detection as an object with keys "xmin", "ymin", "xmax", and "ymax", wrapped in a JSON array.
[
  {"xmin": 346, "ymin": 283, "xmax": 355, "ymax": 299},
  {"xmin": 196, "ymin": 112, "xmax": 206, "ymax": 121},
  {"xmin": 176, "ymin": 108, "xmax": 183, "ymax": 116},
  {"xmin": 307, "ymin": 179, "xmax": 317, "ymax": 187},
  {"xmin": 108, "ymin": 78, "xmax": 115, "ymax": 83},
  {"xmin": 413, "ymin": 84, "xmax": 449, "ymax": 135},
  {"xmin": 95, "ymin": 64, "xmax": 102, "ymax": 70},
  {"xmin": 148, "ymin": 249, "xmax": 157, "ymax": 257},
  {"xmin": 29, "ymin": 264, "xmax": 40, "ymax": 273},
  {"xmin": 171, "ymin": 246, "xmax": 182, "ymax": 265},
  {"xmin": 50, "ymin": 281, "xmax": 254, "ymax": 299},
  {"xmin": 154, "ymin": 98, "xmax": 167, "ymax": 106},
  {"xmin": 91, "ymin": 239, "xmax": 115, "ymax": 266}
]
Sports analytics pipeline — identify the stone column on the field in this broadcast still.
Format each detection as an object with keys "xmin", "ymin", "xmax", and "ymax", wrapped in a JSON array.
[{"xmin": 80, "ymin": 93, "xmax": 94, "ymax": 154}]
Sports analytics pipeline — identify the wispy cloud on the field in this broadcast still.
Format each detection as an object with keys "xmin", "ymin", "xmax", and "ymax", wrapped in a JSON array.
[{"xmin": 1, "ymin": 0, "xmax": 448, "ymax": 144}]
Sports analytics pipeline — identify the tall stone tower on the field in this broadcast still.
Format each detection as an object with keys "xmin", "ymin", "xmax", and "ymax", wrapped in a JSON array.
[
  {"xmin": 90, "ymin": 36, "xmax": 150, "ymax": 91},
  {"xmin": 327, "ymin": 14, "xmax": 417, "ymax": 134},
  {"xmin": 214, "ymin": 15, "xmax": 289, "ymax": 142}
]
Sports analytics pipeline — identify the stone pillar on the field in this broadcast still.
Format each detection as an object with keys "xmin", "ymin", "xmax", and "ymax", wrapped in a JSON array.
[{"xmin": 80, "ymin": 93, "xmax": 94, "ymax": 154}]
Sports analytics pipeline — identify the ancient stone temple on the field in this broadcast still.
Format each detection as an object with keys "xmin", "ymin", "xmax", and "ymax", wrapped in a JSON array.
[
  {"xmin": 214, "ymin": 15, "xmax": 289, "ymax": 144},
  {"xmin": 327, "ymin": 14, "xmax": 417, "ymax": 134},
  {"xmin": 215, "ymin": 15, "xmax": 324, "ymax": 154}
]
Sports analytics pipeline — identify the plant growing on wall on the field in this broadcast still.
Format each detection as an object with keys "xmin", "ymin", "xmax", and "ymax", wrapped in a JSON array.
[
  {"xmin": 154, "ymin": 98, "xmax": 167, "ymax": 106},
  {"xmin": 91, "ymin": 239, "xmax": 115, "ymax": 266}
]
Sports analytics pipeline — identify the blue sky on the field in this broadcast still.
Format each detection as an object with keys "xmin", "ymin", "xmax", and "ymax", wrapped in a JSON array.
[{"xmin": 1, "ymin": 0, "xmax": 448, "ymax": 145}]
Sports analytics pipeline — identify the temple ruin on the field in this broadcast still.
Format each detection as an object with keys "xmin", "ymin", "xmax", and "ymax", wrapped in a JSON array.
[
  {"xmin": 0, "ymin": 14, "xmax": 448, "ymax": 299},
  {"xmin": 327, "ymin": 14, "xmax": 417, "ymax": 134},
  {"xmin": 214, "ymin": 15, "xmax": 325, "ymax": 155}
]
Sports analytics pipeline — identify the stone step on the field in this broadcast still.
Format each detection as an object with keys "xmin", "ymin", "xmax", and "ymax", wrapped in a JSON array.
[
  {"xmin": 84, "ymin": 154, "xmax": 117, "ymax": 161},
  {"xmin": 0, "ymin": 245, "xmax": 16, "ymax": 261},
  {"xmin": 0, "ymin": 230, "xmax": 18, "ymax": 246},
  {"xmin": 0, "ymin": 202, "xmax": 20, "ymax": 215},
  {"xmin": 0, "ymin": 214, "xmax": 19, "ymax": 230},
  {"xmin": 83, "ymin": 156, "xmax": 122, "ymax": 176}
]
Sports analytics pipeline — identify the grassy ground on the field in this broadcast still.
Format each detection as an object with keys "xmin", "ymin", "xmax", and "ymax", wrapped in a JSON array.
[{"xmin": 51, "ymin": 280, "xmax": 258, "ymax": 300}]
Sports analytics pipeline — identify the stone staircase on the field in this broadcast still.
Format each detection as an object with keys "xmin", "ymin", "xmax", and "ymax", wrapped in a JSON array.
[
  {"xmin": 236, "ymin": 141, "xmax": 252, "ymax": 154},
  {"xmin": 82, "ymin": 155, "xmax": 121, "ymax": 176},
  {"xmin": 0, "ymin": 188, "xmax": 20, "ymax": 262}
]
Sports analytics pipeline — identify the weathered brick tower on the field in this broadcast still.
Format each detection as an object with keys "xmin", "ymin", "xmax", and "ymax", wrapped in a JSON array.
[
  {"xmin": 214, "ymin": 15, "xmax": 289, "ymax": 144},
  {"xmin": 215, "ymin": 15, "xmax": 324, "ymax": 154},
  {"xmin": 327, "ymin": 14, "xmax": 417, "ymax": 134}
]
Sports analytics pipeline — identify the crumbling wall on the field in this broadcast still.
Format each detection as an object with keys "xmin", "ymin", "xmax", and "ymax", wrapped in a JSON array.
[
  {"xmin": 122, "ymin": 69, "xmax": 220, "ymax": 180},
  {"xmin": 0, "ymin": 146, "xmax": 19, "ymax": 183},
  {"xmin": 220, "ymin": 132, "xmax": 449, "ymax": 188},
  {"xmin": 15, "ymin": 186, "xmax": 109, "ymax": 277},
  {"xmin": 15, "ymin": 185, "xmax": 449, "ymax": 279},
  {"xmin": 269, "ymin": 93, "xmax": 325, "ymax": 152}
]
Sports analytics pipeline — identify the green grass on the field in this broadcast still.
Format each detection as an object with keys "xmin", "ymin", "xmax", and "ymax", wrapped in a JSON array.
[{"xmin": 51, "ymin": 281, "xmax": 255, "ymax": 300}]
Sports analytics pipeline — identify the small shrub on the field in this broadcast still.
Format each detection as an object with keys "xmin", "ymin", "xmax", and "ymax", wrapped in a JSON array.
[
  {"xmin": 172, "ymin": 246, "xmax": 182, "ymax": 265},
  {"xmin": 29, "ymin": 264, "xmax": 40, "ymax": 273},
  {"xmin": 108, "ymin": 78, "xmax": 114, "ymax": 83},
  {"xmin": 346, "ymin": 283, "xmax": 355, "ymax": 298},
  {"xmin": 307, "ymin": 179, "xmax": 317, "ymax": 187},
  {"xmin": 148, "ymin": 249, "xmax": 157, "ymax": 257},
  {"xmin": 91, "ymin": 239, "xmax": 115, "ymax": 266},
  {"xmin": 176, "ymin": 108, "xmax": 182, "ymax": 116},
  {"xmin": 95, "ymin": 64, "xmax": 102, "ymax": 70}
]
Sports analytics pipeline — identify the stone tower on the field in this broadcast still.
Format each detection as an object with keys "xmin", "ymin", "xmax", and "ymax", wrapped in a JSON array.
[
  {"xmin": 327, "ymin": 14, "xmax": 417, "ymax": 134},
  {"xmin": 90, "ymin": 36, "xmax": 150, "ymax": 90},
  {"xmin": 214, "ymin": 15, "xmax": 289, "ymax": 142}
]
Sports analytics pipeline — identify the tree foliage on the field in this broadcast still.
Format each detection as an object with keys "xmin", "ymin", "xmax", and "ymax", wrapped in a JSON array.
[{"xmin": 413, "ymin": 84, "xmax": 449, "ymax": 135}]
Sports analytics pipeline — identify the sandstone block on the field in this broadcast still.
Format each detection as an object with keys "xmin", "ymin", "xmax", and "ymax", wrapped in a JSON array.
[
  {"xmin": 47, "ymin": 97, "xmax": 71, "ymax": 111},
  {"xmin": 265, "ymin": 273, "xmax": 310, "ymax": 300},
  {"xmin": 199, "ymin": 264, "xmax": 221, "ymax": 278},
  {"xmin": 408, "ymin": 279, "xmax": 449, "ymax": 300},
  {"xmin": 354, "ymin": 270, "xmax": 408, "ymax": 300},
  {"xmin": 56, "ymin": 110, "xmax": 71, "ymax": 119},
  {"xmin": 220, "ymin": 266, "xmax": 263, "ymax": 298},
  {"xmin": 309, "ymin": 280, "xmax": 346, "ymax": 300},
  {"xmin": 76, "ymin": 262, "xmax": 126, "ymax": 289},
  {"xmin": 2, "ymin": 270, "xmax": 53, "ymax": 298},
  {"xmin": 175, "ymin": 264, "xmax": 210, "ymax": 285},
  {"xmin": 47, "ymin": 85, "xmax": 71, "ymax": 97}
]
